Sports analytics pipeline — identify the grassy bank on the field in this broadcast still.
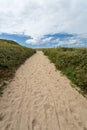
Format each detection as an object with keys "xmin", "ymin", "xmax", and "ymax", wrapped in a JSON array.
[
  {"xmin": 43, "ymin": 48, "xmax": 87, "ymax": 94},
  {"xmin": 0, "ymin": 39, "xmax": 36, "ymax": 93}
]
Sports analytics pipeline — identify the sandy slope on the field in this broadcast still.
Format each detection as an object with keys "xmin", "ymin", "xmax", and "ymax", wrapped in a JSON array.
[{"xmin": 0, "ymin": 51, "xmax": 87, "ymax": 130}]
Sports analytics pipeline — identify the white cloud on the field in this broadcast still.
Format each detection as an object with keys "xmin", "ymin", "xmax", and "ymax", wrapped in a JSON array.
[
  {"xmin": 68, "ymin": 38, "xmax": 77, "ymax": 45},
  {"xmin": 42, "ymin": 37, "xmax": 53, "ymax": 43},
  {"xmin": 0, "ymin": 0, "xmax": 87, "ymax": 44},
  {"xmin": 26, "ymin": 37, "xmax": 41, "ymax": 45},
  {"xmin": 54, "ymin": 35, "xmax": 87, "ymax": 47},
  {"xmin": 26, "ymin": 36, "xmax": 53, "ymax": 45}
]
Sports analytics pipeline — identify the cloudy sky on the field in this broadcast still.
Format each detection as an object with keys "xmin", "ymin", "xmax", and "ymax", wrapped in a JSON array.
[{"xmin": 0, "ymin": 0, "xmax": 87, "ymax": 48}]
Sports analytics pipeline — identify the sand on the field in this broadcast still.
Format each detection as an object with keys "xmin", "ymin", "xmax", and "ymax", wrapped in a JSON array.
[{"xmin": 0, "ymin": 51, "xmax": 87, "ymax": 130}]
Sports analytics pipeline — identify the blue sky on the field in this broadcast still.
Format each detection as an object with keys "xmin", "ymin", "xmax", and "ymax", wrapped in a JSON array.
[
  {"xmin": 0, "ymin": 33, "xmax": 87, "ymax": 48},
  {"xmin": 0, "ymin": 0, "xmax": 87, "ymax": 48},
  {"xmin": 0, "ymin": 33, "xmax": 30, "ymax": 47}
]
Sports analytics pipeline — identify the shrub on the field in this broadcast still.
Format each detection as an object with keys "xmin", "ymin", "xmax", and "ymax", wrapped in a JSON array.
[
  {"xmin": 0, "ymin": 39, "xmax": 36, "ymax": 82},
  {"xmin": 43, "ymin": 48, "xmax": 87, "ymax": 94}
]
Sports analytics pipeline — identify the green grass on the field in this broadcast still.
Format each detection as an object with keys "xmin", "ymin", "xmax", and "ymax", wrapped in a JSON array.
[
  {"xmin": 0, "ymin": 39, "xmax": 36, "ymax": 86},
  {"xmin": 43, "ymin": 48, "xmax": 87, "ymax": 94}
]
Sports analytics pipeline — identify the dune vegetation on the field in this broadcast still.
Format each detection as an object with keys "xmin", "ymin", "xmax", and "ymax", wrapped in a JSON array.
[
  {"xmin": 43, "ymin": 48, "xmax": 87, "ymax": 94},
  {"xmin": 0, "ymin": 39, "xmax": 36, "ymax": 93}
]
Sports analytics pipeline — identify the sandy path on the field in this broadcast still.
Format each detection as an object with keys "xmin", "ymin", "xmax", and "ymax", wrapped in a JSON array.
[{"xmin": 0, "ymin": 51, "xmax": 87, "ymax": 130}]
